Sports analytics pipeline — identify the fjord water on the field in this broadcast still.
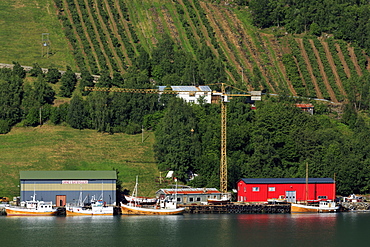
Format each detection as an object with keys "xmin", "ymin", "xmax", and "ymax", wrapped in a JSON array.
[{"xmin": 0, "ymin": 213, "xmax": 369, "ymax": 246}]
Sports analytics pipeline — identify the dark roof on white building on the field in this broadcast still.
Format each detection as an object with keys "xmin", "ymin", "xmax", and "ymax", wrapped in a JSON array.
[{"xmin": 239, "ymin": 178, "xmax": 334, "ymax": 184}]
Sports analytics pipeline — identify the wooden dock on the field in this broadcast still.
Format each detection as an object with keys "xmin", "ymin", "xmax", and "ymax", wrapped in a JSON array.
[{"xmin": 183, "ymin": 204, "xmax": 290, "ymax": 214}]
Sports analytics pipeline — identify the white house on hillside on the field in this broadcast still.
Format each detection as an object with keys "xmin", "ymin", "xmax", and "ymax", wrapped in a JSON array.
[{"xmin": 158, "ymin": 86, "xmax": 223, "ymax": 104}]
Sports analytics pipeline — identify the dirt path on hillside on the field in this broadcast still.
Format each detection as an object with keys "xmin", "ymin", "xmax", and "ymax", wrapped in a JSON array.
[
  {"xmin": 104, "ymin": 0, "xmax": 131, "ymax": 67},
  {"xmin": 264, "ymin": 34, "xmax": 297, "ymax": 95},
  {"xmin": 161, "ymin": 6, "xmax": 181, "ymax": 44},
  {"xmin": 296, "ymin": 39, "xmax": 323, "ymax": 99},
  {"xmin": 309, "ymin": 39, "xmax": 337, "ymax": 102},
  {"xmin": 83, "ymin": 0, "xmax": 113, "ymax": 73},
  {"xmin": 93, "ymin": 0, "xmax": 125, "ymax": 73},
  {"xmin": 114, "ymin": 0, "xmax": 137, "ymax": 62},
  {"xmin": 348, "ymin": 46, "xmax": 363, "ymax": 76},
  {"xmin": 63, "ymin": 0, "xmax": 91, "ymax": 72},
  {"xmin": 190, "ymin": 0, "xmax": 219, "ymax": 56},
  {"xmin": 205, "ymin": 2, "xmax": 275, "ymax": 90},
  {"xmin": 218, "ymin": 7, "xmax": 255, "ymax": 85},
  {"xmin": 72, "ymin": 0, "xmax": 101, "ymax": 72},
  {"xmin": 321, "ymin": 40, "xmax": 346, "ymax": 97},
  {"xmin": 365, "ymin": 52, "xmax": 370, "ymax": 70},
  {"xmin": 335, "ymin": 43, "xmax": 351, "ymax": 78},
  {"xmin": 178, "ymin": 0, "xmax": 202, "ymax": 47},
  {"xmin": 200, "ymin": 3, "xmax": 243, "ymax": 82}
]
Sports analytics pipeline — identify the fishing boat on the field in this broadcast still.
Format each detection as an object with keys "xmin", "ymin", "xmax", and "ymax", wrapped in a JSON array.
[
  {"xmin": 291, "ymin": 163, "xmax": 339, "ymax": 213},
  {"xmin": 5, "ymin": 192, "xmax": 57, "ymax": 216},
  {"xmin": 207, "ymin": 194, "xmax": 230, "ymax": 205},
  {"xmin": 120, "ymin": 200, "xmax": 185, "ymax": 215},
  {"xmin": 124, "ymin": 181, "xmax": 157, "ymax": 205},
  {"xmin": 120, "ymin": 176, "xmax": 185, "ymax": 215},
  {"xmin": 291, "ymin": 200, "xmax": 339, "ymax": 213},
  {"xmin": 66, "ymin": 194, "xmax": 113, "ymax": 216}
]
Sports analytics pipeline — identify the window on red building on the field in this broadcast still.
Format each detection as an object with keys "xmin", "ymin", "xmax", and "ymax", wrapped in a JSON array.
[{"xmin": 252, "ymin": 187, "xmax": 259, "ymax": 192}]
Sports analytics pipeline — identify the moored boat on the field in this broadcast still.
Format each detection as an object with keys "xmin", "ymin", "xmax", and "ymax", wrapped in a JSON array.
[
  {"xmin": 66, "ymin": 194, "xmax": 113, "ymax": 216},
  {"xmin": 120, "ymin": 200, "xmax": 185, "ymax": 215},
  {"xmin": 291, "ymin": 200, "xmax": 339, "ymax": 213},
  {"xmin": 5, "ymin": 193, "xmax": 57, "ymax": 216},
  {"xmin": 207, "ymin": 194, "xmax": 230, "ymax": 205},
  {"xmin": 120, "ymin": 176, "xmax": 185, "ymax": 215}
]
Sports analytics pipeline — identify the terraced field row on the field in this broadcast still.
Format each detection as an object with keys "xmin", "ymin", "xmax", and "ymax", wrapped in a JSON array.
[
  {"xmin": 54, "ymin": 0, "xmax": 141, "ymax": 74},
  {"xmin": 282, "ymin": 37, "xmax": 368, "ymax": 102}
]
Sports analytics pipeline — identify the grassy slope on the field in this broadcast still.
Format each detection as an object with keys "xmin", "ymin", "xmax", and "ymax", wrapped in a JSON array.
[
  {"xmin": 0, "ymin": 125, "xmax": 160, "ymax": 198},
  {"xmin": 0, "ymin": 0, "xmax": 76, "ymax": 70}
]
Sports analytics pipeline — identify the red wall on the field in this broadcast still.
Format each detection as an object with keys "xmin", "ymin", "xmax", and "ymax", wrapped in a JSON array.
[{"xmin": 237, "ymin": 181, "xmax": 336, "ymax": 202}]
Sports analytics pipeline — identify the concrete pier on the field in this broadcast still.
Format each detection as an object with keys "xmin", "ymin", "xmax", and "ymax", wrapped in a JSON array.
[{"xmin": 183, "ymin": 204, "xmax": 291, "ymax": 214}]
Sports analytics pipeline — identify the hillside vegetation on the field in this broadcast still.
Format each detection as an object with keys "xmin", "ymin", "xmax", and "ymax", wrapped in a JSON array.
[
  {"xmin": 0, "ymin": 125, "xmax": 159, "ymax": 198},
  {"xmin": 1, "ymin": 0, "xmax": 370, "ymax": 197}
]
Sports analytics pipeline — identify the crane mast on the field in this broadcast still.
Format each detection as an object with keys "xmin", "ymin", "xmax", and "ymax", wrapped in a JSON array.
[{"xmin": 220, "ymin": 85, "xmax": 227, "ymax": 193}]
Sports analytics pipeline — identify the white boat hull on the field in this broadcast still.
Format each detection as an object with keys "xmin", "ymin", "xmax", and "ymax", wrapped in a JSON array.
[
  {"xmin": 66, "ymin": 206, "xmax": 113, "ymax": 216},
  {"xmin": 120, "ymin": 204, "xmax": 185, "ymax": 215},
  {"xmin": 5, "ymin": 207, "xmax": 57, "ymax": 216},
  {"xmin": 291, "ymin": 202, "xmax": 339, "ymax": 213}
]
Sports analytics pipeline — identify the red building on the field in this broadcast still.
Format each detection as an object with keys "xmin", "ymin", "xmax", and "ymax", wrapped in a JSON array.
[{"xmin": 237, "ymin": 178, "xmax": 335, "ymax": 203}]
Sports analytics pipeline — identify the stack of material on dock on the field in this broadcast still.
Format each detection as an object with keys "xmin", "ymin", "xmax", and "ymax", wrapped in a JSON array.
[
  {"xmin": 340, "ymin": 202, "xmax": 370, "ymax": 211},
  {"xmin": 183, "ymin": 204, "xmax": 290, "ymax": 214}
]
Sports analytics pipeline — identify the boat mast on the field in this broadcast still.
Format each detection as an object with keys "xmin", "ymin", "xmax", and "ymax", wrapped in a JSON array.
[
  {"xmin": 132, "ymin": 176, "xmax": 138, "ymax": 206},
  {"xmin": 305, "ymin": 162, "xmax": 308, "ymax": 203}
]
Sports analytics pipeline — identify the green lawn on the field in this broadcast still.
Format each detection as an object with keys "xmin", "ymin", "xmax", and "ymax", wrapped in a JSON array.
[
  {"xmin": 0, "ymin": 0, "xmax": 76, "ymax": 70},
  {"xmin": 0, "ymin": 124, "xmax": 161, "ymax": 199}
]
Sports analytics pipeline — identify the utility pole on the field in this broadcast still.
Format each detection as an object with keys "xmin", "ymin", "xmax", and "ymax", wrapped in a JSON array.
[
  {"xmin": 141, "ymin": 125, "xmax": 144, "ymax": 143},
  {"xmin": 41, "ymin": 33, "xmax": 50, "ymax": 58}
]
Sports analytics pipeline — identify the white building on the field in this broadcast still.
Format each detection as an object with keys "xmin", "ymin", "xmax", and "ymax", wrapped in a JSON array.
[{"xmin": 158, "ymin": 86, "xmax": 224, "ymax": 104}]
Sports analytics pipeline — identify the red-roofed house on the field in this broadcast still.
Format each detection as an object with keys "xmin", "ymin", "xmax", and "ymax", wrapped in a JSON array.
[{"xmin": 295, "ymin": 103, "xmax": 314, "ymax": 114}]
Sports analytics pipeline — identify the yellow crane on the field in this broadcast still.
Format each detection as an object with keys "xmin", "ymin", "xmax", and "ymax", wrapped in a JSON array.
[{"xmin": 85, "ymin": 84, "xmax": 260, "ymax": 193}]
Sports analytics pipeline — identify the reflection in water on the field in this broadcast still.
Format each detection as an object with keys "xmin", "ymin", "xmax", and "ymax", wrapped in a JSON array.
[
  {"xmin": 235, "ymin": 214, "xmax": 338, "ymax": 246},
  {"xmin": 0, "ymin": 213, "xmax": 369, "ymax": 247}
]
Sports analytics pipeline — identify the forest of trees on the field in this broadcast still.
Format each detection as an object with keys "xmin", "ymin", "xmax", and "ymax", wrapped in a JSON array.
[{"xmin": 248, "ymin": 0, "xmax": 370, "ymax": 52}]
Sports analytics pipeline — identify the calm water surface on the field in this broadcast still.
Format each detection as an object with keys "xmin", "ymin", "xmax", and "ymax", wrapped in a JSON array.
[{"xmin": 0, "ymin": 212, "xmax": 369, "ymax": 247}]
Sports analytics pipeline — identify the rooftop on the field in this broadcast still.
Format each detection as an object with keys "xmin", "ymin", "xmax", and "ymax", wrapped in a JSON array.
[
  {"xmin": 20, "ymin": 171, "xmax": 117, "ymax": 180},
  {"xmin": 239, "ymin": 178, "xmax": 334, "ymax": 184},
  {"xmin": 157, "ymin": 188, "xmax": 221, "ymax": 195}
]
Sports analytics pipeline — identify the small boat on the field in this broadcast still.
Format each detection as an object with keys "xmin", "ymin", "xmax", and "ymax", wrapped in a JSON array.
[
  {"xmin": 124, "ymin": 195, "xmax": 157, "ymax": 205},
  {"xmin": 66, "ymin": 194, "xmax": 113, "ymax": 216},
  {"xmin": 120, "ymin": 200, "xmax": 185, "ymax": 215},
  {"xmin": 291, "ymin": 200, "xmax": 339, "ymax": 213},
  {"xmin": 207, "ymin": 194, "xmax": 230, "ymax": 205},
  {"xmin": 120, "ymin": 176, "xmax": 185, "ymax": 215},
  {"xmin": 5, "ymin": 193, "xmax": 57, "ymax": 216}
]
